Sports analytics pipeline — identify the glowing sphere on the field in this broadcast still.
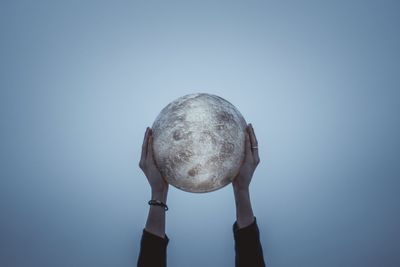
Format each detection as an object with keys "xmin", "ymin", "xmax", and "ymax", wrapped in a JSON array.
[{"xmin": 152, "ymin": 93, "xmax": 247, "ymax": 193}]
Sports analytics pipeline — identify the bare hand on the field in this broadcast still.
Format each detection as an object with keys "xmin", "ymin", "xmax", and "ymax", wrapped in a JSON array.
[
  {"xmin": 139, "ymin": 127, "xmax": 168, "ymax": 194},
  {"xmin": 232, "ymin": 123, "xmax": 260, "ymax": 191}
]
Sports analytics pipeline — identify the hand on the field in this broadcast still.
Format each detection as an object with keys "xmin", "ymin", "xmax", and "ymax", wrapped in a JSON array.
[
  {"xmin": 232, "ymin": 123, "xmax": 259, "ymax": 228},
  {"xmin": 232, "ymin": 123, "xmax": 260, "ymax": 192},
  {"xmin": 139, "ymin": 127, "xmax": 168, "ymax": 196}
]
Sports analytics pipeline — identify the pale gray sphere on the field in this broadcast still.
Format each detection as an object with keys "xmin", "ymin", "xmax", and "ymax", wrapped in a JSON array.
[{"xmin": 152, "ymin": 93, "xmax": 247, "ymax": 193}]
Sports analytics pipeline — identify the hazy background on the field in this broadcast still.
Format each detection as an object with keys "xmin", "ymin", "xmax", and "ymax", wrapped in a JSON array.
[{"xmin": 1, "ymin": 0, "xmax": 399, "ymax": 266}]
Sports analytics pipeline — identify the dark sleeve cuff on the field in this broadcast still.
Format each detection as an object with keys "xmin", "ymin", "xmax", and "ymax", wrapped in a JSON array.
[
  {"xmin": 233, "ymin": 217, "xmax": 266, "ymax": 267},
  {"xmin": 233, "ymin": 217, "xmax": 258, "ymax": 236},
  {"xmin": 142, "ymin": 229, "xmax": 169, "ymax": 245},
  {"xmin": 137, "ymin": 229, "xmax": 169, "ymax": 267}
]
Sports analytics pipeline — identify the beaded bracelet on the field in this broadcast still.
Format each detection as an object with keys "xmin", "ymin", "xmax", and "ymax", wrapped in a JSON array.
[{"xmin": 148, "ymin": 199, "xmax": 169, "ymax": 211}]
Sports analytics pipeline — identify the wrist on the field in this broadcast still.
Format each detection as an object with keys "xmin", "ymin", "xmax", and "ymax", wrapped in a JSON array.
[
  {"xmin": 233, "ymin": 184, "xmax": 250, "ymax": 195},
  {"xmin": 234, "ymin": 187, "xmax": 250, "ymax": 203},
  {"xmin": 233, "ymin": 187, "xmax": 254, "ymax": 229},
  {"xmin": 151, "ymin": 188, "xmax": 168, "ymax": 203}
]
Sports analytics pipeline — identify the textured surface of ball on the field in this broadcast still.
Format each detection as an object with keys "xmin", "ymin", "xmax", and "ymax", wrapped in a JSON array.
[{"xmin": 152, "ymin": 93, "xmax": 247, "ymax": 193}]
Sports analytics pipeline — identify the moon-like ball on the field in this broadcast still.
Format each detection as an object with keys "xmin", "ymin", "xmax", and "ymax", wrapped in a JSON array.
[{"xmin": 152, "ymin": 93, "xmax": 247, "ymax": 193}]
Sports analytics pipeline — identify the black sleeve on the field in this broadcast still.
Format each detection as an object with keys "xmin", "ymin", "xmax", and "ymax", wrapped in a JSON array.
[
  {"xmin": 233, "ymin": 217, "xmax": 266, "ymax": 267},
  {"xmin": 137, "ymin": 229, "xmax": 169, "ymax": 267}
]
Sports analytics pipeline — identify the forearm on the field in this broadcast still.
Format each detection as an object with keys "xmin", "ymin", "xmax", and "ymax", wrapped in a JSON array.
[
  {"xmin": 233, "ymin": 187, "xmax": 266, "ymax": 267},
  {"xmin": 233, "ymin": 187, "xmax": 255, "ymax": 228},
  {"xmin": 145, "ymin": 189, "xmax": 168, "ymax": 238}
]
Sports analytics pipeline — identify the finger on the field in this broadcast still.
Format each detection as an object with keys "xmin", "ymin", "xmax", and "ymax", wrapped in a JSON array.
[
  {"xmin": 249, "ymin": 123, "xmax": 260, "ymax": 164},
  {"xmin": 146, "ymin": 128, "xmax": 154, "ymax": 161},
  {"xmin": 147, "ymin": 130, "xmax": 162, "ymax": 174},
  {"xmin": 248, "ymin": 123, "xmax": 258, "ymax": 147},
  {"xmin": 244, "ymin": 126, "xmax": 252, "ymax": 162},
  {"xmin": 140, "ymin": 127, "xmax": 150, "ymax": 166}
]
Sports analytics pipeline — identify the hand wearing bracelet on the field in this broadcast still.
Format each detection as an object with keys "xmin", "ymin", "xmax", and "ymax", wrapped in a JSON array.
[{"xmin": 139, "ymin": 127, "xmax": 169, "ymax": 238}]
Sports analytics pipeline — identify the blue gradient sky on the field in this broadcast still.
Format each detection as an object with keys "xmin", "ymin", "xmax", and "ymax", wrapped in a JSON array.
[{"xmin": 1, "ymin": 1, "xmax": 399, "ymax": 266}]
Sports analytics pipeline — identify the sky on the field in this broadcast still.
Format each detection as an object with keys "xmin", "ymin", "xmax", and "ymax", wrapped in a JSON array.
[{"xmin": 0, "ymin": 0, "xmax": 399, "ymax": 266}]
